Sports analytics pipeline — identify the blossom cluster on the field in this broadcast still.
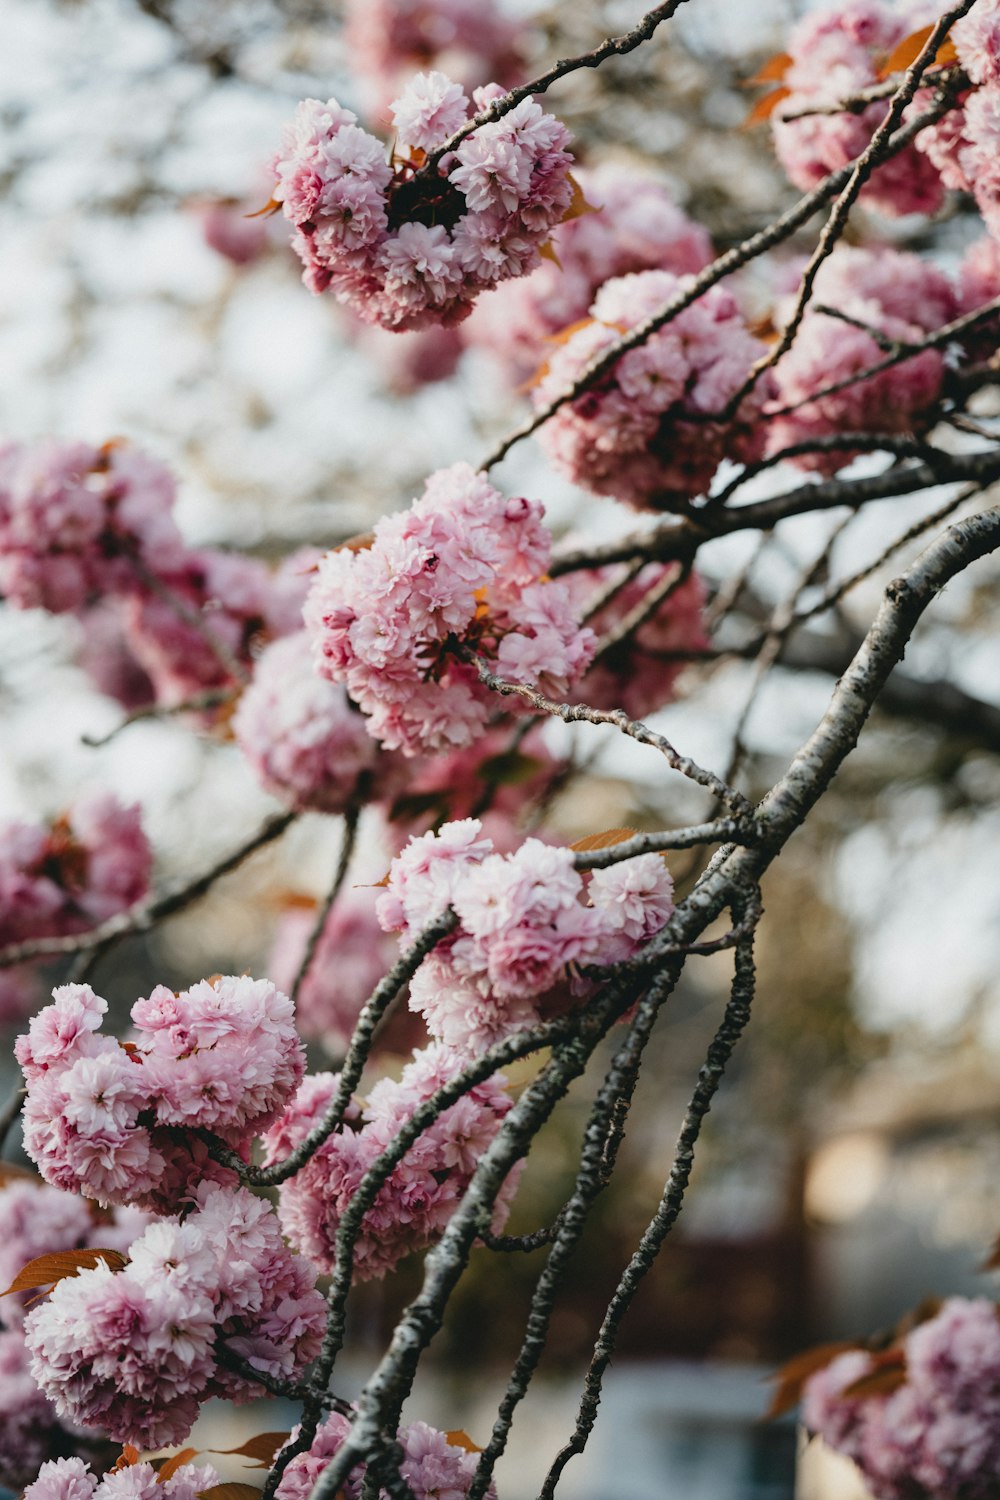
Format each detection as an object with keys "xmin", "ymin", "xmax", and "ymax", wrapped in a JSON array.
[
  {"xmin": 772, "ymin": 0, "xmax": 1000, "ymax": 242},
  {"xmin": 233, "ymin": 629, "xmax": 399, "ymax": 813},
  {"xmin": 23, "ymin": 1181, "xmax": 325, "ymax": 1447},
  {"xmin": 377, "ymin": 820, "xmax": 675, "ymax": 1057},
  {"xmin": 770, "ymin": 0, "xmax": 946, "ymax": 218},
  {"xmin": 262, "ymin": 1043, "xmax": 518, "ymax": 1279},
  {"xmin": 17, "ymin": 977, "xmax": 304, "ymax": 1210},
  {"xmin": 921, "ymin": 0, "xmax": 1000, "ymax": 239},
  {"xmin": 764, "ymin": 244, "xmax": 957, "ymax": 469},
  {"xmin": 803, "ymin": 1297, "xmax": 1000, "ymax": 1499},
  {"xmin": 0, "ymin": 1179, "xmax": 147, "ymax": 1488},
  {"xmin": 303, "ymin": 463, "xmax": 595, "ymax": 755},
  {"xmin": 463, "ymin": 161, "xmax": 713, "ymax": 384},
  {"xmin": 275, "ymin": 1409, "xmax": 495, "ymax": 1500},
  {"xmin": 0, "ymin": 794, "xmax": 151, "ymax": 951},
  {"xmin": 0, "ymin": 794, "xmax": 151, "ymax": 1023},
  {"xmin": 0, "ymin": 436, "xmax": 318, "ymax": 718},
  {"xmin": 24, "ymin": 1457, "xmax": 222, "ymax": 1500},
  {"xmin": 273, "ymin": 72, "xmax": 574, "ymax": 331},
  {"xmin": 0, "ymin": 440, "xmax": 187, "ymax": 615},
  {"xmin": 534, "ymin": 269, "xmax": 771, "ymax": 510},
  {"xmin": 345, "ymin": 0, "xmax": 524, "ymax": 116}
]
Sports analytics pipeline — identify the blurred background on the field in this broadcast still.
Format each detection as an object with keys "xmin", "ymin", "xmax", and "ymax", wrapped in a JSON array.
[{"xmin": 2, "ymin": 2, "xmax": 1000, "ymax": 1497}]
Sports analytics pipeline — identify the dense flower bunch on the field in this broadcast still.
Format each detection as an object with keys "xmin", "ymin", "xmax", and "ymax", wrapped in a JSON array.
[
  {"xmin": 121, "ymin": 546, "xmax": 316, "ymax": 710},
  {"xmin": 764, "ymin": 244, "xmax": 957, "ymax": 468},
  {"xmin": 345, "ymin": 0, "xmax": 524, "ymax": 115},
  {"xmin": 463, "ymin": 162, "xmax": 713, "ymax": 383},
  {"xmin": 919, "ymin": 2, "xmax": 1000, "ymax": 238},
  {"xmin": 377, "ymin": 820, "xmax": 675, "ymax": 1057},
  {"xmin": 275, "ymin": 1409, "xmax": 495, "ymax": 1500},
  {"xmin": 535, "ymin": 269, "xmax": 771, "ymax": 510},
  {"xmin": 273, "ymin": 72, "xmax": 574, "ymax": 331},
  {"xmin": 0, "ymin": 440, "xmax": 186, "ymax": 614},
  {"xmin": 262, "ymin": 1044, "xmax": 518, "ymax": 1279},
  {"xmin": 0, "ymin": 794, "xmax": 151, "ymax": 949},
  {"xmin": 566, "ymin": 566, "xmax": 709, "ymax": 721},
  {"xmin": 770, "ymin": 0, "xmax": 946, "ymax": 218},
  {"xmin": 17, "ymin": 977, "xmax": 304, "ymax": 1210},
  {"xmin": 268, "ymin": 888, "xmax": 406, "ymax": 1057},
  {"xmin": 0, "ymin": 1181, "xmax": 146, "ymax": 1488},
  {"xmin": 233, "ymin": 630, "xmax": 397, "ymax": 813},
  {"xmin": 304, "ymin": 463, "xmax": 595, "ymax": 755},
  {"xmin": 24, "ymin": 1457, "xmax": 222, "ymax": 1500},
  {"xmin": 803, "ymin": 1298, "xmax": 1000, "ymax": 1499},
  {"xmin": 23, "ymin": 1181, "xmax": 325, "ymax": 1447}
]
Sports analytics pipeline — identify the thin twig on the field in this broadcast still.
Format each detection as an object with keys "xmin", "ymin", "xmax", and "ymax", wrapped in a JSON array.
[{"xmin": 290, "ymin": 806, "xmax": 360, "ymax": 1009}]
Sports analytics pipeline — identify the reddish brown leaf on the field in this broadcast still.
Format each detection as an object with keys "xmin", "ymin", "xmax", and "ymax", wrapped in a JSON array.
[
  {"xmin": 743, "ymin": 86, "xmax": 792, "ymax": 128},
  {"xmin": 244, "ymin": 197, "xmax": 281, "ymax": 219},
  {"xmin": 745, "ymin": 52, "xmax": 793, "ymax": 86},
  {"xmin": 766, "ymin": 1340, "xmax": 860, "ymax": 1419},
  {"xmin": 1, "ymin": 1247, "xmax": 127, "ymax": 1298},
  {"xmin": 569, "ymin": 828, "xmax": 641, "ymax": 853},
  {"xmin": 197, "ymin": 1486, "xmax": 264, "ymax": 1500},
  {"xmin": 539, "ymin": 239, "xmax": 563, "ymax": 269},
  {"xmin": 559, "ymin": 173, "xmax": 598, "ymax": 225},
  {"xmin": 157, "ymin": 1450, "xmax": 201, "ymax": 1483},
  {"xmin": 843, "ymin": 1363, "xmax": 907, "ymax": 1400},
  {"xmin": 878, "ymin": 26, "xmax": 958, "ymax": 77},
  {"xmin": 445, "ymin": 1430, "xmax": 483, "ymax": 1455},
  {"xmin": 211, "ymin": 1433, "xmax": 292, "ymax": 1468},
  {"xmin": 109, "ymin": 1447, "xmax": 142, "ymax": 1473},
  {"xmin": 982, "ymin": 1236, "xmax": 1000, "ymax": 1271}
]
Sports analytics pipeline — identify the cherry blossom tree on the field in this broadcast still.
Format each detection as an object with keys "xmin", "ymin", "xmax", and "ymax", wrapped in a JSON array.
[{"xmin": 2, "ymin": 1, "xmax": 1000, "ymax": 1498}]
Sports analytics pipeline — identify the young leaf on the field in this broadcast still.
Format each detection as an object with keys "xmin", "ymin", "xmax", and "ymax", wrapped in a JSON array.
[
  {"xmin": 244, "ymin": 197, "xmax": 282, "ymax": 219},
  {"xmin": 569, "ymin": 828, "xmax": 641, "ymax": 853},
  {"xmin": 843, "ymin": 1356, "xmax": 907, "ymax": 1400},
  {"xmin": 559, "ymin": 173, "xmax": 598, "ymax": 225},
  {"xmin": 743, "ymin": 87, "xmax": 792, "ymax": 128},
  {"xmin": 0, "ymin": 1162, "xmax": 39, "ymax": 1189},
  {"xmin": 445, "ymin": 1430, "xmax": 483, "ymax": 1455},
  {"xmin": 211, "ymin": 1433, "xmax": 293, "ymax": 1468},
  {"xmin": 745, "ymin": 52, "xmax": 793, "ymax": 86},
  {"xmin": 477, "ymin": 751, "xmax": 544, "ymax": 787},
  {"xmin": 109, "ymin": 1446, "xmax": 142, "ymax": 1473},
  {"xmin": 766, "ymin": 1340, "xmax": 860, "ymax": 1419},
  {"xmin": 197, "ymin": 1486, "xmax": 264, "ymax": 1500},
  {"xmin": 878, "ymin": 26, "xmax": 958, "ymax": 77},
  {"xmin": 156, "ymin": 1450, "xmax": 201, "ymax": 1483},
  {"xmin": 1, "ymin": 1247, "xmax": 127, "ymax": 1297}
]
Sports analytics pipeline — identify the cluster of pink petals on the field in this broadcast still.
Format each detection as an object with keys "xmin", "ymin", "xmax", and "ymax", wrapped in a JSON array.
[
  {"xmin": 304, "ymin": 463, "xmax": 595, "ymax": 755},
  {"xmin": 377, "ymin": 820, "xmax": 675, "ymax": 1057},
  {"xmin": 17, "ymin": 976, "xmax": 304, "ymax": 1210},
  {"xmin": 463, "ymin": 161, "xmax": 713, "ymax": 383},
  {"xmin": 915, "ymin": 2, "xmax": 1000, "ymax": 238},
  {"xmin": 0, "ymin": 793, "xmax": 151, "ymax": 950},
  {"xmin": 803, "ymin": 1298, "xmax": 1000, "ymax": 1500},
  {"xmin": 233, "ymin": 630, "xmax": 398, "ymax": 813},
  {"xmin": 0, "ymin": 440, "xmax": 187, "ymax": 615},
  {"xmin": 121, "ymin": 545, "xmax": 317, "ymax": 710},
  {"xmin": 23, "ymin": 1181, "xmax": 325, "ymax": 1448},
  {"xmin": 273, "ymin": 72, "xmax": 574, "ymax": 331},
  {"xmin": 0, "ymin": 1328, "xmax": 77, "ymax": 1490},
  {"xmin": 764, "ymin": 244, "xmax": 956, "ymax": 469},
  {"xmin": 268, "ymin": 888, "xmax": 406, "ymax": 1057},
  {"xmin": 345, "ymin": 0, "xmax": 524, "ymax": 116},
  {"xmin": 566, "ymin": 566, "xmax": 709, "ymax": 721},
  {"xmin": 276, "ymin": 1409, "xmax": 496, "ymax": 1500},
  {"xmin": 262, "ymin": 1044, "xmax": 518, "ymax": 1279},
  {"xmin": 0, "ymin": 1181, "xmax": 148, "ymax": 1487},
  {"xmin": 535, "ymin": 269, "xmax": 771, "ymax": 510},
  {"xmin": 771, "ymin": 0, "xmax": 946, "ymax": 218},
  {"xmin": 24, "ymin": 1456, "xmax": 222, "ymax": 1500}
]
